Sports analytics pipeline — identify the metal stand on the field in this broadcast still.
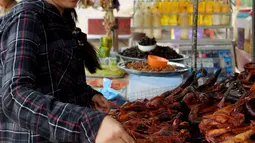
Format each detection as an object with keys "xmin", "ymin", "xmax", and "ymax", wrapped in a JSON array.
[
  {"xmin": 112, "ymin": 18, "xmax": 119, "ymax": 52},
  {"xmin": 191, "ymin": 0, "xmax": 199, "ymax": 71},
  {"xmin": 252, "ymin": 0, "xmax": 255, "ymax": 62}
]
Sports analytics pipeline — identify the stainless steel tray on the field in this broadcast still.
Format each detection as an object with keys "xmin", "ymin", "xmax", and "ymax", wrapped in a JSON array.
[
  {"xmin": 86, "ymin": 74, "xmax": 125, "ymax": 79},
  {"xmin": 117, "ymin": 61, "xmax": 189, "ymax": 77},
  {"xmin": 117, "ymin": 52, "xmax": 189, "ymax": 63}
]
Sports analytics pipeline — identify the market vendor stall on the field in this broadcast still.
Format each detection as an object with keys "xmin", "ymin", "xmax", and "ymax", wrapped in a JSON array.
[
  {"xmin": 81, "ymin": 0, "xmax": 255, "ymax": 142},
  {"xmin": 84, "ymin": 0, "xmax": 238, "ymax": 101},
  {"xmin": 82, "ymin": 0, "xmax": 255, "ymax": 142}
]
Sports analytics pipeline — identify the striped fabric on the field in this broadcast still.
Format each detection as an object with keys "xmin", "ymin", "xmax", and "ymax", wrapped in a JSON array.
[{"xmin": 0, "ymin": 0, "xmax": 106, "ymax": 142}]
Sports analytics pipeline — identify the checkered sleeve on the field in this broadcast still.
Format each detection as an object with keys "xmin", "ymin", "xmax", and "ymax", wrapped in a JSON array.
[
  {"xmin": 75, "ymin": 81, "xmax": 103, "ymax": 105},
  {"xmin": 87, "ymin": 84, "xmax": 103, "ymax": 101},
  {"xmin": 1, "ymin": 11, "xmax": 105, "ymax": 143}
]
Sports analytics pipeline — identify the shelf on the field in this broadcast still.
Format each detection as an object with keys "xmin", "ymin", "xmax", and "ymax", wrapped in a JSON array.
[
  {"xmin": 87, "ymin": 34, "xmax": 131, "ymax": 40},
  {"xmin": 179, "ymin": 44, "xmax": 234, "ymax": 50},
  {"xmin": 159, "ymin": 12, "xmax": 232, "ymax": 15},
  {"xmin": 155, "ymin": 39, "xmax": 234, "ymax": 45},
  {"xmin": 132, "ymin": 25, "xmax": 233, "ymax": 30}
]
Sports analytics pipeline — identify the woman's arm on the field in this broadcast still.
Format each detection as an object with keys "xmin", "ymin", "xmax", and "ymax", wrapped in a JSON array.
[
  {"xmin": 1, "ymin": 11, "xmax": 105, "ymax": 142},
  {"xmin": 75, "ymin": 81, "xmax": 103, "ymax": 103}
]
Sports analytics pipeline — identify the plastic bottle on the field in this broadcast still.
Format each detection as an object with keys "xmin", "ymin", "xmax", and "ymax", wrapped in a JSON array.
[
  {"xmin": 179, "ymin": 0, "xmax": 187, "ymax": 12},
  {"xmin": 213, "ymin": 0, "xmax": 221, "ymax": 26},
  {"xmin": 151, "ymin": 0, "xmax": 160, "ymax": 13},
  {"xmin": 180, "ymin": 7, "xmax": 189, "ymax": 40},
  {"xmin": 152, "ymin": 5, "xmax": 162, "ymax": 39},
  {"xmin": 204, "ymin": 0, "xmax": 213, "ymax": 26},
  {"xmin": 179, "ymin": 0, "xmax": 188, "ymax": 25},
  {"xmin": 169, "ymin": 0, "xmax": 178, "ymax": 26},
  {"xmin": 133, "ymin": 4, "xmax": 144, "ymax": 33},
  {"xmin": 198, "ymin": 0, "xmax": 206, "ymax": 26},
  {"xmin": 160, "ymin": 0, "xmax": 169, "ymax": 26},
  {"xmin": 143, "ymin": 6, "xmax": 153, "ymax": 38},
  {"xmin": 220, "ymin": 2, "xmax": 230, "ymax": 25},
  {"xmin": 187, "ymin": 0, "xmax": 194, "ymax": 26}
]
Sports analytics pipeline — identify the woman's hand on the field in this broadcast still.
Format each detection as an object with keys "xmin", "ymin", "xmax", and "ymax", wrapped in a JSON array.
[
  {"xmin": 92, "ymin": 94, "xmax": 110, "ymax": 113},
  {"xmin": 96, "ymin": 116, "xmax": 135, "ymax": 143}
]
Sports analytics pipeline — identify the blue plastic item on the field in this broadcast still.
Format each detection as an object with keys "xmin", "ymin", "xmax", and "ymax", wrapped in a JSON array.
[{"xmin": 98, "ymin": 78, "xmax": 127, "ymax": 106}]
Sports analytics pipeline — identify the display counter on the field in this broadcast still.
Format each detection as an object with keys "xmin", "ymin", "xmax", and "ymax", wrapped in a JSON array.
[{"xmin": 86, "ymin": 74, "xmax": 183, "ymax": 101}]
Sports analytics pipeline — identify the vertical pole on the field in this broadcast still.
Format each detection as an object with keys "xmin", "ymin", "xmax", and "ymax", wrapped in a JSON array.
[
  {"xmin": 191, "ymin": 0, "xmax": 199, "ymax": 71},
  {"xmin": 132, "ymin": 0, "xmax": 136, "ymax": 27},
  {"xmin": 112, "ymin": 18, "xmax": 119, "ymax": 52},
  {"xmin": 252, "ymin": 0, "xmax": 255, "ymax": 62}
]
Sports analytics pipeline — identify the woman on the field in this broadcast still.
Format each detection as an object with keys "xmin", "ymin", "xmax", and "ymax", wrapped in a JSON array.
[
  {"xmin": 0, "ymin": 0, "xmax": 17, "ymax": 16},
  {"xmin": 0, "ymin": 0, "xmax": 135, "ymax": 143}
]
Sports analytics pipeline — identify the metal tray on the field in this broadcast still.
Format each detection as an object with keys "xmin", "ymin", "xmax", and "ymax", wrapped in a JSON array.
[
  {"xmin": 117, "ymin": 61, "xmax": 189, "ymax": 77},
  {"xmin": 86, "ymin": 74, "xmax": 125, "ymax": 79},
  {"xmin": 117, "ymin": 52, "xmax": 189, "ymax": 63}
]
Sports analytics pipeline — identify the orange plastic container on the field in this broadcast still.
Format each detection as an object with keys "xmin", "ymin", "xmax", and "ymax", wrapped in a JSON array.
[{"xmin": 148, "ymin": 55, "xmax": 168, "ymax": 68}]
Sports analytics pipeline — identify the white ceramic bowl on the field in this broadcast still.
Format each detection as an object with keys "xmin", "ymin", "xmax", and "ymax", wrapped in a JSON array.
[{"xmin": 138, "ymin": 44, "xmax": 156, "ymax": 52}]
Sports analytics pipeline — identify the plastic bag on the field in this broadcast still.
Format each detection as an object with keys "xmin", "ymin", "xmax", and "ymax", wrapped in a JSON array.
[{"xmin": 98, "ymin": 78, "xmax": 127, "ymax": 106}]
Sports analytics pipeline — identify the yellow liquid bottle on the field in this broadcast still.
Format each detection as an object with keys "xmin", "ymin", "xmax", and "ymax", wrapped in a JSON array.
[
  {"xmin": 187, "ymin": 0, "xmax": 193, "ymax": 26},
  {"xmin": 152, "ymin": 5, "xmax": 162, "ymax": 39},
  {"xmin": 143, "ymin": 6, "xmax": 153, "ymax": 38},
  {"xmin": 152, "ymin": 0, "xmax": 161, "ymax": 13},
  {"xmin": 169, "ymin": 0, "xmax": 178, "ymax": 26},
  {"xmin": 204, "ymin": 0, "xmax": 213, "ymax": 26},
  {"xmin": 179, "ymin": 0, "xmax": 188, "ymax": 12},
  {"xmin": 221, "ymin": 2, "xmax": 230, "ymax": 25},
  {"xmin": 212, "ymin": 0, "xmax": 221, "ymax": 26},
  {"xmin": 133, "ymin": 3, "xmax": 144, "ymax": 33},
  {"xmin": 160, "ymin": 0, "xmax": 169, "ymax": 26},
  {"xmin": 180, "ymin": 7, "xmax": 189, "ymax": 40},
  {"xmin": 198, "ymin": 0, "xmax": 205, "ymax": 26},
  {"xmin": 179, "ymin": 0, "xmax": 188, "ymax": 25}
]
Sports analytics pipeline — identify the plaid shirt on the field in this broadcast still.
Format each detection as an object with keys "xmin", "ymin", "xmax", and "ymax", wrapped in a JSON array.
[{"xmin": 0, "ymin": 0, "xmax": 106, "ymax": 142}]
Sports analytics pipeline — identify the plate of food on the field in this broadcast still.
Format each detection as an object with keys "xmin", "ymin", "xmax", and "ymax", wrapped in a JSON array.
[
  {"xmin": 117, "ymin": 45, "xmax": 189, "ymax": 62},
  {"xmin": 117, "ymin": 60, "xmax": 189, "ymax": 77},
  {"xmin": 117, "ymin": 36, "xmax": 189, "ymax": 62}
]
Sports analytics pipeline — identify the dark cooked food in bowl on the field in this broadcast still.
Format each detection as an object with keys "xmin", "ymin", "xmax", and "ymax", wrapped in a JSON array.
[
  {"xmin": 126, "ymin": 61, "xmax": 176, "ymax": 72},
  {"xmin": 139, "ymin": 36, "xmax": 156, "ymax": 46},
  {"xmin": 121, "ymin": 45, "xmax": 183, "ymax": 60}
]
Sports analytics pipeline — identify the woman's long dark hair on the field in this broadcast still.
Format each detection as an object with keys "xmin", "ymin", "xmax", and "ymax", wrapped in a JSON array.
[{"xmin": 63, "ymin": 9, "xmax": 101, "ymax": 74}]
